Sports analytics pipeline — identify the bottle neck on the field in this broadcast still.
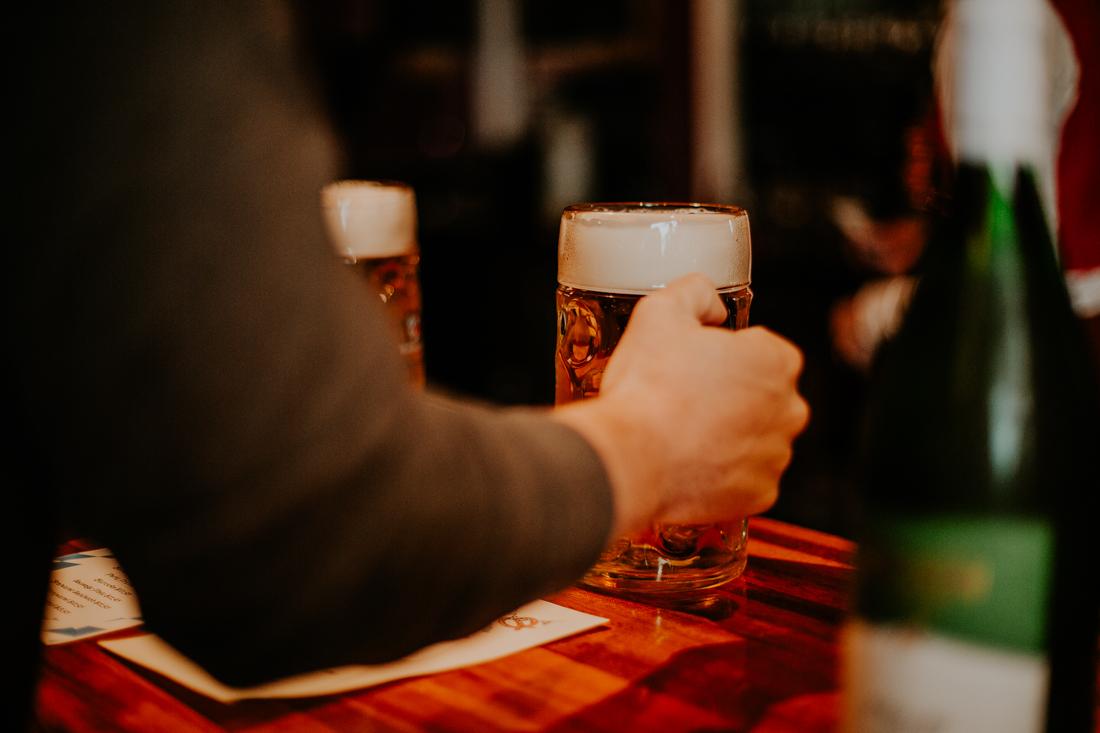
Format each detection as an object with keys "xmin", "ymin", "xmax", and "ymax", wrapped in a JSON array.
[{"xmin": 948, "ymin": 0, "xmax": 1049, "ymax": 192}]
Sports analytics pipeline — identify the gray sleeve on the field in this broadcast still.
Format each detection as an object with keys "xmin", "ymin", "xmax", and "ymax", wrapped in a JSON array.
[{"xmin": 16, "ymin": 4, "xmax": 612, "ymax": 686}]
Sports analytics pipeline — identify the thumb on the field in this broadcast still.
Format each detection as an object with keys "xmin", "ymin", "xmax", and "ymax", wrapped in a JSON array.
[{"xmin": 656, "ymin": 273, "xmax": 728, "ymax": 326}]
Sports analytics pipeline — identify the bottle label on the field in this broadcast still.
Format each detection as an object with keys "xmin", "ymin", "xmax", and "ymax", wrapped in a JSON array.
[
  {"xmin": 845, "ymin": 517, "xmax": 1052, "ymax": 732},
  {"xmin": 843, "ymin": 621, "xmax": 1049, "ymax": 733}
]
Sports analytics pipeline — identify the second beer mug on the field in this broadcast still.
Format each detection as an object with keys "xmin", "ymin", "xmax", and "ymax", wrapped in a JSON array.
[
  {"xmin": 556, "ymin": 202, "xmax": 753, "ymax": 596},
  {"xmin": 321, "ymin": 180, "xmax": 425, "ymax": 387}
]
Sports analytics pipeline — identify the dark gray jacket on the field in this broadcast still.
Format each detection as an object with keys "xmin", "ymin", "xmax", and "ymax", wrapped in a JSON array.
[{"xmin": 10, "ymin": 4, "xmax": 611, "ymax": 723}]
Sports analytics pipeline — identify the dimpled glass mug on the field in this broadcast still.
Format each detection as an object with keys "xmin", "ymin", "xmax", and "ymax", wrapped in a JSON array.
[{"xmin": 555, "ymin": 202, "xmax": 753, "ymax": 596}]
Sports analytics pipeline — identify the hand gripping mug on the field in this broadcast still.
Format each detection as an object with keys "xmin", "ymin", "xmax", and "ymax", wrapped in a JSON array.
[{"xmin": 555, "ymin": 202, "xmax": 753, "ymax": 596}]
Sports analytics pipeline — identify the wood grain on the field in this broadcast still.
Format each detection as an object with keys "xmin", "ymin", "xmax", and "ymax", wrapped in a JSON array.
[{"xmin": 31, "ymin": 518, "xmax": 1095, "ymax": 732}]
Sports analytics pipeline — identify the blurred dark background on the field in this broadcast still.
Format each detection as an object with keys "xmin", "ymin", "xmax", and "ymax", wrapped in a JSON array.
[{"xmin": 298, "ymin": 0, "xmax": 943, "ymax": 537}]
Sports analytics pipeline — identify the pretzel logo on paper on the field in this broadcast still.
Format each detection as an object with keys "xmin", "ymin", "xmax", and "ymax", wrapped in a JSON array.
[{"xmin": 497, "ymin": 613, "xmax": 550, "ymax": 631}]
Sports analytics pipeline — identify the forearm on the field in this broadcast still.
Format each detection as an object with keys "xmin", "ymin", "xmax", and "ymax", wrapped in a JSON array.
[{"xmin": 116, "ymin": 392, "xmax": 612, "ymax": 686}]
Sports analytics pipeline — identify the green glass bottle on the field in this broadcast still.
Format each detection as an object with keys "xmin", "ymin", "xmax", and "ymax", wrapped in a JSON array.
[{"xmin": 843, "ymin": 1, "xmax": 1099, "ymax": 731}]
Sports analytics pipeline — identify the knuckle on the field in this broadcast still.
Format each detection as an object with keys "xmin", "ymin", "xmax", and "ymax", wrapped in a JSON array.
[
  {"xmin": 781, "ymin": 341, "xmax": 804, "ymax": 378},
  {"xmin": 632, "ymin": 293, "xmax": 660, "ymax": 317},
  {"xmin": 751, "ymin": 481, "xmax": 780, "ymax": 515},
  {"xmin": 775, "ymin": 444, "xmax": 794, "ymax": 471},
  {"xmin": 792, "ymin": 396, "xmax": 811, "ymax": 432},
  {"xmin": 673, "ymin": 272, "xmax": 709, "ymax": 290},
  {"xmin": 735, "ymin": 327, "xmax": 769, "ymax": 353},
  {"xmin": 686, "ymin": 272, "xmax": 714, "ymax": 290},
  {"xmin": 754, "ymin": 327, "xmax": 803, "ymax": 379},
  {"xmin": 743, "ymin": 325, "xmax": 770, "ymax": 342}
]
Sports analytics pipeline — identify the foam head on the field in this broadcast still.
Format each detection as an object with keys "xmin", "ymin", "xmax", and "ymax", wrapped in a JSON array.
[
  {"xmin": 558, "ymin": 203, "xmax": 751, "ymax": 294},
  {"xmin": 321, "ymin": 180, "xmax": 418, "ymax": 259}
]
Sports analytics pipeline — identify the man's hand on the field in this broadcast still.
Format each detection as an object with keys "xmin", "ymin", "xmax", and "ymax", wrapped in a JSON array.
[{"xmin": 553, "ymin": 273, "xmax": 810, "ymax": 538}]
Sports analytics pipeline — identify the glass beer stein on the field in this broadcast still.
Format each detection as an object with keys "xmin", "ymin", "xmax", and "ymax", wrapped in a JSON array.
[
  {"xmin": 321, "ymin": 180, "xmax": 425, "ymax": 387},
  {"xmin": 556, "ymin": 202, "xmax": 753, "ymax": 596}
]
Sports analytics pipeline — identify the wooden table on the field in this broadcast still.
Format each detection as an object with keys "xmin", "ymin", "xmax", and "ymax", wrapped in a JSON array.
[{"xmin": 26, "ymin": 519, "xmax": 901, "ymax": 731}]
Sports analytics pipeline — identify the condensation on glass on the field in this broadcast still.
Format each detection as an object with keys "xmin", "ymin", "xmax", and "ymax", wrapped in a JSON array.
[{"xmin": 556, "ymin": 202, "xmax": 753, "ymax": 596}]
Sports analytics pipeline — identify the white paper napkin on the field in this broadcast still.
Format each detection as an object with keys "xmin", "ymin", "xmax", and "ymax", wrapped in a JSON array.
[
  {"xmin": 43, "ymin": 549, "xmax": 144, "ymax": 645},
  {"xmin": 100, "ymin": 600, "xmax": 607, "ymax": 702}
]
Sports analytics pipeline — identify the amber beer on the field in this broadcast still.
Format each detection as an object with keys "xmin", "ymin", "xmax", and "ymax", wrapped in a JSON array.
[
  {"xmin": 321, "ymin": 181, "xmax": 424, "ymax": 386},
  {"xmin": 557, "ymin": 203, "xmax": 753, "ymax": 595}
]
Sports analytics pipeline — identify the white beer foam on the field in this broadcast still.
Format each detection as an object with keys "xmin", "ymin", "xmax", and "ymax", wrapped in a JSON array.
[
  {"xmin": 558, "ymin": 208, "xmax": 751, "ymax": 293},
  {"xmin": 321, "ymin": 181, "xmax": 418, "ymax": 258}
]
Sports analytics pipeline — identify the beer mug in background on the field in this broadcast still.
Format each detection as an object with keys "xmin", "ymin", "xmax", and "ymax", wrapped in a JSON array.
[
  {"xmin": 556, "ymin": 202, "xmax": 753, "ymax": 596},
  {"xmin": 321, "ymin": 181, "xmax": 425, "ymax": 387}
]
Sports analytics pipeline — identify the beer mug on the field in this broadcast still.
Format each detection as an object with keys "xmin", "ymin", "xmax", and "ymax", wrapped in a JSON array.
[
  {"xmin": 321, "ymin": 180, "xmax": 425, "ymax": 387},
  {"xmin": 556, "ymin": 202, "xmax": 753, "ymax": 596}
]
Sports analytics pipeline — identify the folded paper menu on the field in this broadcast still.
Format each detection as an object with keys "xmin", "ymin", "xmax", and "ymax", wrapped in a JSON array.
[
  {"xmin": 43, "ymin": 549, "xmax": 144, "ymax": 645},
  {"xmin": 100, "ymin": 600, "xmax": 608, "ymax": 703}
]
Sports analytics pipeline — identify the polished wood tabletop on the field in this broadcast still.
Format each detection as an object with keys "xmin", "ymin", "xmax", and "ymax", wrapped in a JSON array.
[{"xmin": 28, "ymin": 518, "xmax": 1084, "ymax": 732}]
